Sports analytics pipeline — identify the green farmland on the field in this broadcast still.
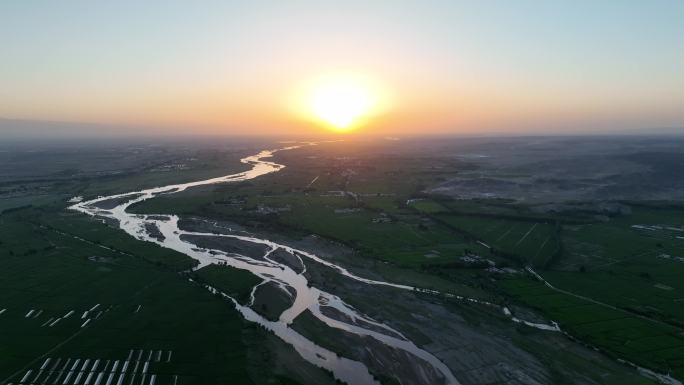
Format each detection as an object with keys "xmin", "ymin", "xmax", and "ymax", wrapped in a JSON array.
[
  {"xmin": 435, "ymin": 214, "xmax": 559, "ymax": 266},
  {"xmin": 0, "ymin": 207, "xmax": 330, "ymax": 385},
  {"xmin": 501, "ymin": 278, "xmax": 684, "ymax": 380}
]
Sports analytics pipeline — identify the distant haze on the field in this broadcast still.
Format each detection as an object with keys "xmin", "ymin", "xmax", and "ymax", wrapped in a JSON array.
[{"xmin": 1, "ymin": 1, "xmax": 683, "ymax": 137}]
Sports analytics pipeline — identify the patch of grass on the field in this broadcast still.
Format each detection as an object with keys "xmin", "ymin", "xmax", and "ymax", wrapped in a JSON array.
[
  {"xmin": 192, "ymin": 264, "xmax": 262, "ymax": 304},
  {"xmin": 409, "ymin": 199, "xmax": 447, "ymax": 213},
  {"xmin": 500, "ymin": 277, "xmax": 684, "ymax": 380},
  {"xmin": 435, "ymin": 214, "xmax": 559, "ymax": 266},
  {"xmin": 0, "ymin": 210, "xmax": 256, "ymax": 385}
]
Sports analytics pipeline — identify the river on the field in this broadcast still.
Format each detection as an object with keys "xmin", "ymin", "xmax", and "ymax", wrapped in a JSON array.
[{"xmin": 70, "ymin": 143, "xmax": 460, "ymax": 385}]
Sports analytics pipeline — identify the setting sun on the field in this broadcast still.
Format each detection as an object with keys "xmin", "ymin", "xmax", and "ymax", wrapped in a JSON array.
[{"xmin": 303, "ymin": 75, "xmax": 383, "ymax": 132}]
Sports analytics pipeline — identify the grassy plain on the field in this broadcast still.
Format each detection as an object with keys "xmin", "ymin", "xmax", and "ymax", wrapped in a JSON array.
[
  {"xmin": 131, "ymin": 142, "xmax": 684, "ymax": 382},
  {"xmin": 0, "ymin": 208, "xmax": 258, "ymax": 384},
  {"xmin": 0, "ymin": 204, "xmax": 337, "ymax": 384},
  {"xmin": 3, "ymin": 138, "xmax": 684, "ymax": 384}
]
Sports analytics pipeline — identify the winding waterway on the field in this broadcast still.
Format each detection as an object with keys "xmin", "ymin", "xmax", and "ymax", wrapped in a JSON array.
[
  {"xmin": 69, "ymin": 142, "xmax": 680, "ymax": 385},
  {"xmin": 70, "ymin": 143, "xmax": 460, "ymax": 385}
]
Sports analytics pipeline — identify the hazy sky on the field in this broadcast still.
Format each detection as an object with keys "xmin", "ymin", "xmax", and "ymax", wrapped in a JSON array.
[{"xmin": 1, "ymin": 0, "xmax": 683, "ymax": 137}]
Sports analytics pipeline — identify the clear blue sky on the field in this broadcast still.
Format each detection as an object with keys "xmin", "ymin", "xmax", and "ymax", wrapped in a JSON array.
[{"xmin": 1, "ymin": 0, "xmax": 683, "ymax": 136}]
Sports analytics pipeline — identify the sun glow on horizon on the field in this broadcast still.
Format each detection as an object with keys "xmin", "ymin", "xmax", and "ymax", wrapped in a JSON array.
[{"xmin": 297, "ymin": 74, "xmax": 387, "ymax": 133}]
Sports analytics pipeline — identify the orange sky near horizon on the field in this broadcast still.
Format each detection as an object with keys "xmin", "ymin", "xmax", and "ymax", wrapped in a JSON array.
[{"xmin": 1, "ymin": 1, "xmax": 683, "ymax": 137}]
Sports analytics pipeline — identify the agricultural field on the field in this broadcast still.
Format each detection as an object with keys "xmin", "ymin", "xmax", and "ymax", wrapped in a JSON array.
[
  {"xmin": 495, "ymin": 205, "xmax": 684, "ymax": 380},
  {"xmin": 404, "ymin": 195, "xmax": 684, "ymax": 380},
  {"xmin": 131, "ymin": 143, "xmax": 491, "ymax": 269},
  {"xmin": 0, "ymin": 142, "xmax": 342, "ymax": 385},
  {"xmin": 0, "ymin": 207, "xmax": 337, "ymax": 385},
  {"xmin": 433, "ymin": 213, "xmax": 559, "ymax": 266},
  {"xmin": 127, "ymin": 139, "xmax": 684, "ymax": 383},
  {"xmin": 0, "ymin": 208, "xmax": 246, "ymax": 384},
  {"xmin": 501, "ymin": 278, "xmax": 684, "ymax": 380},
  {"xmin": 2, "ymin": 136, "xmax": 684, "ymax": 385}
]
